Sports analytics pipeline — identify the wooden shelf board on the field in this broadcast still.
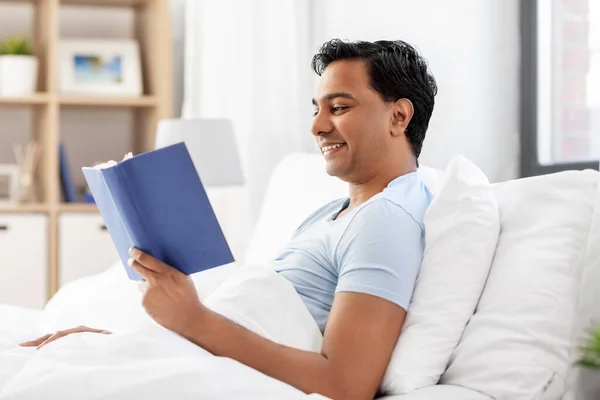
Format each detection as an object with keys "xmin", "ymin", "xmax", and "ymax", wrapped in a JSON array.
[
  {"xmin": 0, "ymin": 0, "xmax": 39, "ymax": 3},
  {"xmin": 58, "ymin": 203, "xmax": 99, "ymax": 213},
  {"xmin": 60, "ymin": 0, "xmax": 149, "ymax": 6},
  {"xmin": 0, "ymin": 93, "xmax": 49, "ymax": 105},
  {"xmin": 0, "ymin": 204, "xmax": 49, "ymax": 213},
  {"xmin": 59, "ymin": 95, "xmax": 157, "ymax": 107}
]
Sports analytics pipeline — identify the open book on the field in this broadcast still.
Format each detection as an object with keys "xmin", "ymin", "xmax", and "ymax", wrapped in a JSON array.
[{"xmin": 82, "ymin": 142, "xmax": 234, "ymax": 281}]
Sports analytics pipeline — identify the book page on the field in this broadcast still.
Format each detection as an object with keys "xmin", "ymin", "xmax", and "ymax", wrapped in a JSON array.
[{"xmin": 92, "ymin": 152, "xmax": 134, "ymax": 170}]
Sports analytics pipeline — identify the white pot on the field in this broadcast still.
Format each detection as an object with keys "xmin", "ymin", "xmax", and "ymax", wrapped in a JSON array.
[
  {"xmin": 0, "ymin": 55, "xmax": 38, "ymax": 96},
  {"xmin": 575, "ymin": 368, "xmax": 600, "ymax": 400}
]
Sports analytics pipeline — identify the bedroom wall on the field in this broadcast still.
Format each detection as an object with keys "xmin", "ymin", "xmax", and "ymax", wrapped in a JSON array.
[
  {"xmin": 312, "ymin": 0, "xmax": 521, "ymax": 182},
  {"xmin": 0, "ymin": 0, "xmax": 520, "ymax": 182}
]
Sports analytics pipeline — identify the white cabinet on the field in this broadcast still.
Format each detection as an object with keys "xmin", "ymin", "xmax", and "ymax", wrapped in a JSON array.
[
  {"xmin": 59, "ymin": 213, "xmax": 119, "ymax": 288},
  {"xmin": 0, "ymin": 214, "xmax": 48, "ymax": 309}
]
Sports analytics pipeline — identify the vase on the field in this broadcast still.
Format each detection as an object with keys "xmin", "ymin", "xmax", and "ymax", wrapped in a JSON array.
[{"xmin": 0, "ymin": 55, "xmax": 38, "ymax": 96}]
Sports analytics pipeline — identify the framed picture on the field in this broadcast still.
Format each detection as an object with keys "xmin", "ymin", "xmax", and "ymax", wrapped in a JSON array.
[
  {"xmin": 0, "ymin": 164, "xmax": 20, "ymax": 205},
  {"xmin": 58, "ymin": 39, "xmax": 143, "ymax": 96}
]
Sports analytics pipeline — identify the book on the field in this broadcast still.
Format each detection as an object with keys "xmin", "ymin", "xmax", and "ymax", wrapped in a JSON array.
[
  {"xmin": 59, "ymin": 143, "xmax": 78, "ymax": 203},
  {"xmin": 82, "ymin": 142, "xmax": 234, "ymax": 281}
]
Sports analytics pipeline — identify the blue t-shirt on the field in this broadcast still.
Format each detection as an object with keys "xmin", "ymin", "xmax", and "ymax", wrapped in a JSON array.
[{"xmin": 273, "ymin": 171, "xmax": 432, "ymax": 332}]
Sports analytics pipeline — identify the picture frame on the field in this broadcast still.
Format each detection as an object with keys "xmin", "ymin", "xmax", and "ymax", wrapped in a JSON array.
[
  {"xmin": 58, "ymin": 39, "xmax": 143, "ymax": 96},
  {"xmin": 0, "ymin": 164, "xmax": 20, "ymax": 205}
]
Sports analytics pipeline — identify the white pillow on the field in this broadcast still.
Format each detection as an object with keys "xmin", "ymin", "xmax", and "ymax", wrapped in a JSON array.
[
  {"xmin": 381, "ymin": 155, "xmax": 500, "ymax": 395},
  {"xmin": 244, "ymin": 153, "xmax": 347, "ymax": 266},
  {"xmin": 441, "ymin": 169, "xmax": 600, "ymax": 399},
  {"xmin": 565, "ymin": 172, "xmax": 600, "ymax": 399}
]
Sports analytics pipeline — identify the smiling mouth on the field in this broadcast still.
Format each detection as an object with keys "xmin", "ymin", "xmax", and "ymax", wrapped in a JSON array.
[{"xmin": 321, "ymin": 143, "xmax": 346, "ymax": 155}]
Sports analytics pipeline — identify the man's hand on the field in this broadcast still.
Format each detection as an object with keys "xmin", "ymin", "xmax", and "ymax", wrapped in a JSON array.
[
  {"xmin": 128, "ymin": 247, "xmax": 204, "ymax": 336},
  {"xmin": 19, "ymin": 326, "xmax": 112, "ymax": 349}
]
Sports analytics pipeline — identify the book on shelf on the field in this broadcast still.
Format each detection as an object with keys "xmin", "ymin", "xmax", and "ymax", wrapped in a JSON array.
[{"xmin": 59, "ymin": 143, "xmax": 78, "ymax": 203}]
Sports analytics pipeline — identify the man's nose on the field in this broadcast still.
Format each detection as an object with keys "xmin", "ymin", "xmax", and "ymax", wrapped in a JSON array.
[{"xmin": 311, "ymin": 110, "xmax": 333, "ymax": 137}]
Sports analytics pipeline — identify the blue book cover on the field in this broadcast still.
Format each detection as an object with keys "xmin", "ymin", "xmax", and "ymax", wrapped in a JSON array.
[
  {"xmin": 82, "ymin": 142, "xmax": 234, "ymax": 281},
  {"xmin": 59, "ymin": 143, "xmax": 78, "ymax": 203}
]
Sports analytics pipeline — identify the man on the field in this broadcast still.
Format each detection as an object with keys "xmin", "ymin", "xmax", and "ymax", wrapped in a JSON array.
[{"xmin": 21, "ymin": 39, "xmax": 437, "ymax": 400}]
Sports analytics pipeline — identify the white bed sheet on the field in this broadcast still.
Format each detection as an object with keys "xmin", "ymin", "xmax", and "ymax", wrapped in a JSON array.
[
  {"xmin": 0, "ymin": 264, "xmax": 331, "ymax": 400},
  {"xmin": 0, "ymin": 325, "xmax": 323, "ymax": 399}
]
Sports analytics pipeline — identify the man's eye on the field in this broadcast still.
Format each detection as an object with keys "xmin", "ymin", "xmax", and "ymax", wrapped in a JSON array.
[
  {"xmin": 313, "ymin": 109, "xmax": 319, "ymax": 117},
  {"xmin": 332, "ymin": 106, "xmax": 347, "ymax": 113}
]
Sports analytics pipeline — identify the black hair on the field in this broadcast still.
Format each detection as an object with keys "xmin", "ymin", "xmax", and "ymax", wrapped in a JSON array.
[{"xmin": 311, "ymin": 39, "xmax": 437, "ymax": 160}]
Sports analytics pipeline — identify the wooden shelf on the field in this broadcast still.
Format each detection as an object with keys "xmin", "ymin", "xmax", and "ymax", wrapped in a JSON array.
[
  {"xmin": 60, "ymin": 0, "xmax": 150, "ymax": 6},
  {"xmin": 58, "ymin": 203, "xmax": 99, "ymax": 213},
  {"xmin": 0, "ymin": 0, "xmax": 149, "ymax": 7},
  {"xmin": 59, "ymin": 95, "xmax": 157, "ymax": 108},
  {"xmin": 0, "ymin": 0, "xmax": 39, "ymax": 3},
  {"xmin": 0, "ymin": 93, "xmax": 49, "ymax": 105},
  {"xmin": 0, "ymin": 204, "xmax": 49, "ymax": 214}
]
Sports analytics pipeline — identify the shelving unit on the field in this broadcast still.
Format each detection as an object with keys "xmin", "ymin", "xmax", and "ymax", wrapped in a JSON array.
[{"xmin": 0, "ymin": 0, "xmax": 173, "ymax": 302}]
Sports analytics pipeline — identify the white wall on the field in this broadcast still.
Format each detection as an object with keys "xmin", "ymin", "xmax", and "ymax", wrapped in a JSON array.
[{"xmin": 312, "ymin": 0, "xmax": 520, "ymax": 182}]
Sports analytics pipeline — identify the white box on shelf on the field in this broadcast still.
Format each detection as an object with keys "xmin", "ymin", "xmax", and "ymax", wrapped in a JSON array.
[
  {"xmin": 59, "ymin": 213, "xmax": 119, "ymax": 287},
  {"xmin": 0, "ymin": 214, "xmax": 48, "ymax": 309}
]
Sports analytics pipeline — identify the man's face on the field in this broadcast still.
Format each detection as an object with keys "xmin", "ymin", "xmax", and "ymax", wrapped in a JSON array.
[{"xmin": 312, "ymin": 59, "xmax": 394, "ymax": 182}]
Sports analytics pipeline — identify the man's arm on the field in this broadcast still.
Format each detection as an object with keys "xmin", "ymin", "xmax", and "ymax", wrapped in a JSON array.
[
  {"xmin": 186, "ymin": 292, "xmax": 404, "ymax": 400},
  {"xmin": 129, "ymin": 249, "xmax": 405, "ymax": 400}
]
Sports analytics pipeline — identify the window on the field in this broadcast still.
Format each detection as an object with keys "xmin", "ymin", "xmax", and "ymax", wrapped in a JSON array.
[{"xmin": 521, "ymin": 0, "xmax": 600, "ymax": 176}]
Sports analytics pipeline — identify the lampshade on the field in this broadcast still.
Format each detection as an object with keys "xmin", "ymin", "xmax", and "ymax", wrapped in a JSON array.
[{"xmin": 155, "ymin": 118, "xmax": 245, "ymax": 187}]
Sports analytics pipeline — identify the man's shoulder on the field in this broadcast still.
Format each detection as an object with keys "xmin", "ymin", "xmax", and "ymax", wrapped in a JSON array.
[
  {"xmin": 352, "ymin": 176, "xmax": 432, "ymax": 231},
  {"xmin": 334, "ymin": 195, "xmax": 428, "ymax": 266},
  {"xmin": 347, "ymin": 197, "xmax": 425, "ymax": 234}
]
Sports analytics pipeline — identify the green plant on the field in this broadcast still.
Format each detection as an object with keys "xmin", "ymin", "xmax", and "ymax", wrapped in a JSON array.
[
  {"xmin": 578, "ymin": 324, "xmax": 600, "ymax": 369},
  {"xmin": 0, "ymin": 36, "xmax": 33, "ymax": 56}
]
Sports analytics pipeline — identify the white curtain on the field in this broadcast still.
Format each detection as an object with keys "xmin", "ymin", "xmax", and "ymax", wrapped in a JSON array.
[{"xmin": 183, "ymin": 0, "xmax": 316, "ymax": 262}]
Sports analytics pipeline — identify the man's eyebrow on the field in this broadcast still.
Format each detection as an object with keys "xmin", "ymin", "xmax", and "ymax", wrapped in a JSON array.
[{"xmin": 312, "ymin": 92, "xmax": 356, "ymax": 106}]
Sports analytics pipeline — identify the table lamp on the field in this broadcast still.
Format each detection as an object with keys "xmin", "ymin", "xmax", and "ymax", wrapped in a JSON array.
[{"xmin": 155, "ymin": 118, "xmax": 245, "ymax": 187}]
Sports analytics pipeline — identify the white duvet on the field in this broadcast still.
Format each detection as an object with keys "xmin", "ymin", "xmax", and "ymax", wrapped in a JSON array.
[{"xmin": 0, "ymin": 264, "xmax": 329, "ymax": 400}]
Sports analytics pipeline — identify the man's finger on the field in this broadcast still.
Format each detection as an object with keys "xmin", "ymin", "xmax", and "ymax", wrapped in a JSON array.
[
  {"xmin": 85, "ymin": 327, "xmax": 112, "ymax": 335},
  {"xmin": 36, "ymin": 327, "xmax": 85, "ymax": 349},
  {"xmin": 129, "ymin": 248, "xmax": 169, "ymax": 274},
  {"xmin": 37, "ymin": 332, "xmax": 66, "ymax": 349},
  {"xmin": 19, "ymin": 333, "xmax": 52, "ymax": 347},
  {"xmin": 129, "ymin": 258, "xmax": 158, "ymax": 282},
  {"xmin": 21, "ymin": 327, "xmax": 112, "ymax": 350},
  {"xmin": 76, "ymin": 326, "xmax": 112, "ymax": 335}
]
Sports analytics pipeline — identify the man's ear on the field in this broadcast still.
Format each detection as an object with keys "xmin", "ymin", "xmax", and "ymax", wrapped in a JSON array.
[{"xmin": 390, "ymin": 98, "xmax": 414, "ymax": 137}]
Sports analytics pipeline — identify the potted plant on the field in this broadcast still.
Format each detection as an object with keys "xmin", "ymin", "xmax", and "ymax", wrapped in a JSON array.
[
  {"xmin": 0, "ymin": 36, "xmax": 38, "ymax": 97},
  {"xmin": 576, "ymin": 324, "xmax": 600, "ymax": 399}
]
